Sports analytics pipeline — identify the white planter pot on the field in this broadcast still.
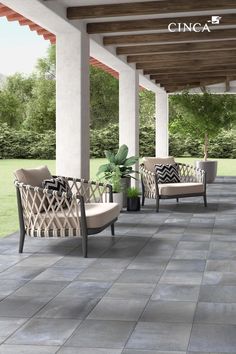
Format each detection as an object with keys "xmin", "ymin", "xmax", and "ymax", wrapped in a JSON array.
[
  {"xmin": 112, "ymin": 192, "xmax": 123, "ymax": 211},
  {"xmin": 195, "ymin": 160, "xmax": 218, "ymax": 183}
]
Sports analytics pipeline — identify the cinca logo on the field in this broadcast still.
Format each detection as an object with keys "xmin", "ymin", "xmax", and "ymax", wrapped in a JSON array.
[{"xmin": 168, "ymin": 16, "xmax": 222, "ymax": 33}]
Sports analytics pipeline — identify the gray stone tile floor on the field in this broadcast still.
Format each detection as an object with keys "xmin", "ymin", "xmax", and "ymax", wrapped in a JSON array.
[{"xmin": 0, "ymin": 176, "xmax": 236, "ymax": 353}]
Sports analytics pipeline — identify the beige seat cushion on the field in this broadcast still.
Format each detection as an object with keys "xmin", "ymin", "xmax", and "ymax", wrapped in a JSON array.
[
  {"xmin": 36, "ymin": 202, "xmax": 120, "ymax": 230},
  {"xmin": 14, "ymin": 166, "xmax": 52, "ymax": 213},
  {"xmin": 143, "ymin": 156, "xmax": 175, "ymax": 173},
  {"xmin": 159, "ymin": 182, "xmax": 204, "ymax": 196},
  {"xmin": 14, "ymin": 165, "xmax": 52, "ymax": 186}
]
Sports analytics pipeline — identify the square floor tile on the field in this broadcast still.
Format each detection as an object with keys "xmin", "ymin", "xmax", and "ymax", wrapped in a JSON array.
[
  {"xmin": 65, "ymin": 319, "xmax": 135, "ymax": 348},
  {"xmin": 203, "ymin": 271, "xmax": 236, "ymax": 285},
  {"xmin": 77, "ymin": 267, "xmax": 123, "ymax": 282},
  {"xmin": 116, "ymin": 269, "xmax": 161, "ymax": 284},
  {"xmin": 188, "ymin": 323, "xmax": 236, "ymax": 352},
  {"xmin": 0, "ymin": 296, "xmax": 51, "ymax": 317},
  {"xmin": 199, "ymin": 285, "xmax": 236, "ymax": 303},
  {"xmin": 195, "ymin": 302, "xmax": 236, "ymax": 325},
  {"xmin": 0, "ymin": 345, "xmax": 60, "ymax": 354},
  {"xmin": 6, "ymin": 318, "xmax": 79, "ymax": 346},
  {"xmin": 105, "ymin": 283, "xmax": 155, "ymax": 300},
  {"xmin": 57, "ymin": 349, "xmax": 121, "ymax": 354},
  {"xmin": 0, "ymin": 318, "xmax": 27, "ymax": 341},
  {"xmin": 57, "ymin": 281, "xmax": 111, "ymax": 299},
  {"xmin": 151, "ymin": 284, "xmax": 200, "ymax": 302},
  {"xmin": 36, "ymin": 296, "xmax": 99, "ymax": 319},
  {"xmin": 88, "ymin": 298, "xmax": 148, "ymax": 321},
  {"xmin": 13, "ymin": 280, "xmax": 68, "ymax": 297},
  {"xmin": 166, "ymin": 260, "xmax": 205, "ymax": 272},
  {"xmin": 140, "ymin": 301, "xmax": 196, "ymax": 323},
  {"xmin": 159, "ymin": 271, "xmax": 202, "ymax": 285},
  {"xmin": 126, "ymin": 322, "xmax": 192, "ymax": 351}
]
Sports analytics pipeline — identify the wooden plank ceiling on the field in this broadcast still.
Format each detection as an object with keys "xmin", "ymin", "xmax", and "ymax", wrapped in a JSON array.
[{"xmin": 68, "ymin": 0, "xmax": 236, "ymax": 92}]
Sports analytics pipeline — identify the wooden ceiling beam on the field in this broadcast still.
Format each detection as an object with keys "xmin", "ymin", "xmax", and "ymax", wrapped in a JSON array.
[
  {"xmin": 67, "ymin": 0, "xmax": 236, "ymax": 20},
  {"xmin": 104, "ymin": 28, "xmax": 236, "ymax": 46},
  {"xmin": 157, "ymin": 76, "xmax": 236, "ymax": 85},
  {"xmin": 87, "ymin": 14, "xmax": 236, "ymax": 34},
  {"xmin": 165, "ymin": 76, "xmax": 229, "ymax": 91},
  {"xmin": 128, "ymin": 49, "xmax": 236, "ymax": 63},
  {"xmin": 165, "ymin": 83, "xmax": 202, "ymax": 91},
  {"xmin": 116, "ymin": 40, "xmax": 236, "ymax": 55},
  {"xmin": 144, "ymin": 64, "xmax": 236, "ymax": 75},
  {"xmin": 151, "ymin": 71, "xmax": 236, "ymax": 81},
  {"xmin": 137, "ymin": 57, "xmax": 236, "ymax": 70}
]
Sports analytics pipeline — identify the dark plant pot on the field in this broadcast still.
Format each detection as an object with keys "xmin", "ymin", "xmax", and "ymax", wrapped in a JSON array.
[
  {"xmin": 121, "ymin": 177, "xmax": 131, "ymax": 208},
  {"xmin": 195, "ymin": 160, "xmax": 218, "ymax": 183},
  {"xmin": 127, "ymin": 197, "xmax": 140, "ymax": 211}
]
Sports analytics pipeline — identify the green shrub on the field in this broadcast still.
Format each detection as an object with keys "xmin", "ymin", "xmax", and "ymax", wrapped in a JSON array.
[
  {"xmin": 0, "ymin": 122, "xmax": 235, "ymax": 160},
  {"xmin": 0, "ymin": 123, "xmax": 55, "ymax": 159}
]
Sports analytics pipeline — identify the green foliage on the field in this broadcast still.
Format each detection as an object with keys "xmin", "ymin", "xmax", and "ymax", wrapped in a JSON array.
[
  {"xmin": 139, "ymin": 123, "xmax": 155, "ymax": 156},
  {"xmin": 97, "ymin": 144, "xmax": 139, "ymax": 179},
  {"xmin": 170, "ymin": 91, "xmax": 236, "ymax": 159},
  {"xmin": 23, "ymin": 78, "xmax": 56, "ymax": 133},
  {"xmin": 0, "ymin": 123, "xmax": 55, "ymax": 159},
  {"xmin": 90, "ymin": 123, "xmax": 119, "ymax": 158},
  {"xmin": 127, "ymin": 187, "xmax": 140, "ymax": 198},
  {"xmin": 110, "ymin": 166, "xmax": 122, "ymax": 193},
  {"xmin": 139, "ymin": 89, "xmax": 155, "ymax": 125},
  {"xmin": 36, "ymin": 45, "xmax": 56, "ymax": 79},
  {"xmin": 0, "ymin": 91, "xmax": 22, "ymax": 128},
  {"xmin": 90, "ymin": 66, "xmax": 119, "ymax": 129}
]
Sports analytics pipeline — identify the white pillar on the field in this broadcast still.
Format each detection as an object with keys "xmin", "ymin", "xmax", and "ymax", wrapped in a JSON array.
[
  {"xmin": 119, "ymin": 69, "xmax": 139, "ymax": 187},
  {"xmin": 56, "ymin": 30, "xmax": 90, "ymax": 179},
  {"xmin": 155, "ymin": 91, "xmax": 169, "ymax": 157}
]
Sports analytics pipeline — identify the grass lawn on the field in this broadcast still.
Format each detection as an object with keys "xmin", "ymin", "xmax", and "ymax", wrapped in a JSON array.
[{"xmin": 1, "ymin": 157, "xmax": 236, "ymax": 237}]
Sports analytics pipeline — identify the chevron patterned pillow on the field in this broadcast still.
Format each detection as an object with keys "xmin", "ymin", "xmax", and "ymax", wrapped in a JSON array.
[
  {"xmin": 155, "ymin": 164, "xmax": 180, "ymax": 184},
  {"xmin": 42, "ymin": 177, "xmax": 72, "ymax": 206}
]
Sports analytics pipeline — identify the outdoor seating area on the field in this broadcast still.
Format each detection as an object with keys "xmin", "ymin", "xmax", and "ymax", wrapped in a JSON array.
[
  {"xmin": 14, "ymin": 166, "xmax": 120, "ymax": 258},
  {"xmin": 0, "ymin": 177, "xmax": 235, "ymax": 352},
  {"xmin": 140, "ymin": 156, "xmax": 207, "ymax": 212},
  {"xmin": 1, "ymin": 1, "xmax": 236, "ymax": 353}
]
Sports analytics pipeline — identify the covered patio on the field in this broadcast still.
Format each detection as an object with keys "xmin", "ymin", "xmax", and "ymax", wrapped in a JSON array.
[
  {"xmin": 0, "ymin": 178, "xmax": 236, "ymax": 352},
  {"xmin": 2, "ymin": 0, "xmax": 236, "ymax": 180},
  {"xmin": 1, "ymin": 0, "xmax": 236, "ymax": 353}
]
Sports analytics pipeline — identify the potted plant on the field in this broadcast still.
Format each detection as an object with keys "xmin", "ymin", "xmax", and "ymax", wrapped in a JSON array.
[
  {"xmin": 97, "ymin": 144, "xmax": 139, "ymax": 206},
  {"xmin": 102, "ymin": 166, "xmax": 123, "ymax": 210},
  {"xmin": 127, "ymin": 187, "xmax": 140, "ymax": 211},
  {"xmin": 171, "ymin": 91, "xmax": 236, "ymax": 183}
]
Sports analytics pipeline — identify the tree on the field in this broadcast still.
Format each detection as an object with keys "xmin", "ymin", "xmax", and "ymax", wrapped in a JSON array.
[
  {"xmin": 139, "ymin": 89, "xmax": 155, "ymax": 125},
  {"xmin": 170, "ymin": 91, "xmax": 236, "ymax": 160},
  {"xmin": 36, "ymin": 45, "xmax": 56, "ymax": 79},
  {"xmin": 24, "ymin": 78, "xmax": 56, "ymax": 133},
  {"xmin": 0, "ymin": 73, "xmax": 34, "ymax": 128},
  {"xmin": 90, "ymin": 66, "xmax": 119, "ymax": 129}
]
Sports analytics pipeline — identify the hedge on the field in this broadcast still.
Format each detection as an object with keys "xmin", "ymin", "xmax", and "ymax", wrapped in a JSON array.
[{"xmin": 0, "ymin": 123, "xmax": 236, "ymax": 159}]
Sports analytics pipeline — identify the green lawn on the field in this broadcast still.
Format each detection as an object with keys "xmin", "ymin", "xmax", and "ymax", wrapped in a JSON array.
[{"xmin": 1, "ymin": 157, "xmax": 236, "ymax": 237}]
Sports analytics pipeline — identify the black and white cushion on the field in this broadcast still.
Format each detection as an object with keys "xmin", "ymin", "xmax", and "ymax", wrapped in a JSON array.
[
  {"xmin": 42, "ymin": 177, "xmax": 72, "ymax": 205},
  {"xmin": 155, "ymin": 164, "xmax": 180, "ymax": 184}
]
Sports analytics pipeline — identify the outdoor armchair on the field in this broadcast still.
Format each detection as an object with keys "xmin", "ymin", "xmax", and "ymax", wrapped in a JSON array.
[
  {"xmin": 140, "ymin": 157, "xmax": 207, "ymax": 212},
  {"xmin": 14, "ymin": 166, "xmax": 120, "ymax": 257}
]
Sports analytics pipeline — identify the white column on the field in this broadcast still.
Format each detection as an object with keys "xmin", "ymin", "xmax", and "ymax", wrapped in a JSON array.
[
  {"xmin": 155, "ymin": 91, "xmax": 169, "ymax": 157},
  {"xmin": 119, "ymin": 68, "xmax": 139, "ymax": 187},
  {"xmin": 56, "ymin": 30, "xmax": 90, "ymax": 179}
]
